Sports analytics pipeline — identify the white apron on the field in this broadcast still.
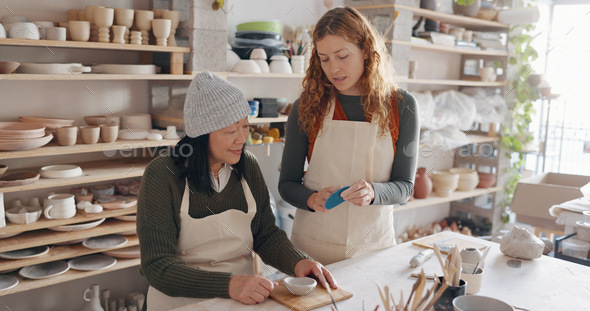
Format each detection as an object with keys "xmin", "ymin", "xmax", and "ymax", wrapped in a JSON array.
[
  {"xmin": 291, "ymin": 99, "xmax": 397, "ymax": 265},
  {"xmin": 147, "ymin": 178, "xmax": 256, "ymax": 311}
]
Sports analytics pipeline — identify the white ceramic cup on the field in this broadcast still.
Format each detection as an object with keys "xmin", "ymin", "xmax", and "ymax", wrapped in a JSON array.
[
  {"xmin": 56, "ymin": 125, "xmax": 78, "ymax": 146},
  {"xmin": 44, "ymin": 193, "xmax": 76, "ymax": 219},
  {"xmin": 80, "ymin": 126, "xmax": 100, "ymax": 144},
  {"xmin": 460, "ymin": 263, "xmax": 484, "ymax": 294},
  {"xmin": 46, "ymin": 27, "xmax": 66, "ymax": 41}
]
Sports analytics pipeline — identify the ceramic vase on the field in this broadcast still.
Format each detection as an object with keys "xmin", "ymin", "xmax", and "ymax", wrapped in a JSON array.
[
  {"xmin": 413, "ymin": 167, "xmax": 433, "ymax": 199},
  {"xmin": 114, "ymin": 8, "xmax": 134, "ymax": 43},
  {"xmin": 152, "ymin": 19, "xmax": 171, "ymax": 46},
  {"xmin": 134, "ymin": 10, "xmax": 153, "ymax": 45},
  {"xmin": 81, "ymin": 284, "xmax": 104, "ymax": 311},
  {"xmin": 161, "ymin": 10, "xmax": 179, "ymax": 47},
  {"xmin": 94, "ymin": 7, "xmax": 114, "ymax": 43},
  {"xmin": 460, "ymin": 247, "xmax": 483, "ymax": 266}
]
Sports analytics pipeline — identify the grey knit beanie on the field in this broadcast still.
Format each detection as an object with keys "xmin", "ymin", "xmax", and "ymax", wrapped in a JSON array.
[{"xmin": 184, "ymin": 71, "xmax": 251, "ymax": 138}]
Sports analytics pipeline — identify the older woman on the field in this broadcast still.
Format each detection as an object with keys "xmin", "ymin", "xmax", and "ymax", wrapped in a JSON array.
[{"xmin": 137, "ymin": 71, "xmax": 336, "ymax": 310}]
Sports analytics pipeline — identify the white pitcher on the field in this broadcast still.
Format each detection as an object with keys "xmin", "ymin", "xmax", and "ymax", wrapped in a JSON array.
[{"xmin": 44, "ymin": 193, "xmax": 76, "ymax": 219}]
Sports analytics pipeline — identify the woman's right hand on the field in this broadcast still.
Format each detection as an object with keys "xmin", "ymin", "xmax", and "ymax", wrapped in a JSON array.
[
  {"xmin": 307, "ymin": 186, "xmax": 342, "ymax": 212},
  {"xmin": 228, "ymin": 274, "xmax": 278, "ymax": 305}
]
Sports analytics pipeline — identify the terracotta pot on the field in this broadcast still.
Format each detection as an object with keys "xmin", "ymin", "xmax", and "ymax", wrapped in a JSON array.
[
  {"xmin": 414, "ymin": 167, "xmax": 433, "ymax": 199},
  {"xmin": 477, "ymin": 172, "xmax": 497, "ymax": 188}
]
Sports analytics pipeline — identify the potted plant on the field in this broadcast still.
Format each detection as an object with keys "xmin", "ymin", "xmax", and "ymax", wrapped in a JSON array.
[{"xmin": 453, "ymin": 0, "xmax": 482, "ymax": 17}]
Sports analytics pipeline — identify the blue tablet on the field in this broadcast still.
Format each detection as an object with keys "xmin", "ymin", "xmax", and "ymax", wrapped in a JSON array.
[{"xmin": 325, "ymin": 186, "xmax": 350, "ymax": 210}]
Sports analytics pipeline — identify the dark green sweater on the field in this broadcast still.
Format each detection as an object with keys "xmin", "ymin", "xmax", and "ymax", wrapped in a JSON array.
[{"xmin": 137, "ymin": 151, "xmax": 309, "ymax": 298}]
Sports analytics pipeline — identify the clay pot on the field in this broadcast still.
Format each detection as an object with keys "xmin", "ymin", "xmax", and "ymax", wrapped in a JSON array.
[
  {"xmin": 431, "ymin": 171, "xmax": 459, "ymax": 197},
  {"xmin": 414, "ymin": 167, "xmax": 433, "ymax": 199},
  {"xmin": 449, "ymin": 167, "xmax": 479, "ymax": 191},
  {"xmin": 477, "ymin": 172, "xmax": 497, "ymax": 188},
  {"xmin": 452, "ymin": 0, "xmax": 481, "ymax": 17}
]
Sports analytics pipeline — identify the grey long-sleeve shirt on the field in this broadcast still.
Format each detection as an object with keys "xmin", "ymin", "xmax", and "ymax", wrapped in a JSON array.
[{"xmin": 279, "ymin": 90, "xmax": 420, "ymax": 210}]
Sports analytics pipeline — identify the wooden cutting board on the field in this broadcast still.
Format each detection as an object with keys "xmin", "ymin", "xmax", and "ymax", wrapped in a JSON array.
[
  {"xmin": 411, "ymin": 232, "xmax": 487, "ymax": 254},
  {"xmin": 270, "ymin": 282, "xmax": 353, "ymax": 311}
]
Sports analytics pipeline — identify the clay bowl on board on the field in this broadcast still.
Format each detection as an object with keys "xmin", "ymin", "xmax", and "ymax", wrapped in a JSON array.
[{"xmin": 0, "ymin": 61, "xmax": 20, "ymax": 74}]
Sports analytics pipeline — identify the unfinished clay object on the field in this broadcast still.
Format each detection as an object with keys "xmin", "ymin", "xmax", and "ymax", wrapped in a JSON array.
[{"xmin": 499, "ymin": 226, "xmax": 544, "ymax": 259}]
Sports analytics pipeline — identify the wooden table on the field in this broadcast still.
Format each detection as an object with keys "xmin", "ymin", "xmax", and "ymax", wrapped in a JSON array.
[{"xmin": 174, "ymin": 232, "xmax": 590, "ymax": 310}]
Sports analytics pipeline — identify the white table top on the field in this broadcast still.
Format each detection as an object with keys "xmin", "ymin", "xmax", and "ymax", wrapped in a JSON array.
[{"xmin": 175, "ymin": 232, "xmax": 590, "ymax": 310}]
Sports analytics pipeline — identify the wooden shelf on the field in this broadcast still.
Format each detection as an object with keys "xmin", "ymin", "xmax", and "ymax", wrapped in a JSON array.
[
  {"xmin": 249, "ymin": 115, "xmax": 288, "ymax": 124},
  {"xmin": 0, "ymin": 74, "xmax": 196, "ymax": 81},
  {"xmin": 4, "ymin": 258, "xmax": 140, "ymax": 295},
  {"xmin": 226, "ymin": 72, "xmax": 305, "ymax": 79},
  {"xmin": 465, "ymin": 134, "xmax": 498, "ymax": 144},
  {"xmin": 395, "ymin": 186, "xmax": 503, "ymax": 212},
  {"xmin": 352, "ymin": 4, "xmax": 508, "ymax": 31},
  {"xmin": 0, "ymin": 38, "xmax": 189, "ymax": 53},
  {"xmin": 396, "ymin": 76, "xmax": 506, "ymax": 87},
  {"xmin": 0, "ymin": 139, "xmax": 178, "ymax": 160},
  {"xmin": 0, "ymin": 206, "xmax": 137, "ymax": 236},
  {"xmin": 0, "ymin": 158, "xmax": 150, "ymax": 194},
  {"xmin": 0, "ymin": 219, "xmax": 135, "ymax": 253},
  {"xmin": 0, "ymin": 235, "xmax": 138, "ymax": 272},
  {"xmin": 390, "ymin": 40, "xmax": 508, "ymax": 57}
]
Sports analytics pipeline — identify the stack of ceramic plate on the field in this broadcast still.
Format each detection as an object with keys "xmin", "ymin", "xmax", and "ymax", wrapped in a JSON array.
[
  {"xmin": 0, "ymin": 122, "xmax": 53, "ymax": 151},
  {"xmin": 19, "ymin": 116, "xmax": 75, "ymax": 132}
]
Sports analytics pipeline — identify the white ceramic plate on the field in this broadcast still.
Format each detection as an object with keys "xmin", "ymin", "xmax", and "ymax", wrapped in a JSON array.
[
  {"xmin": 103, "ymin": 245, "xmax": 140, "ymax": 259},
  {"xmin": 19, "ymin": 260, "xmax": 70, "ymax": 279},
  {"xmin": 68, "ymin": 254, "xmax": 117, "ymax": 271},
  {"xmin": 48, "ymin": 218, "xmax": 105, "ymax": 232},
  {"xmin": 40, "ymin": 164, "xmax": 83, "ymax": 179},
  {"xmin": 82, "ymin": 234, "xmax": 128, "ymax": 249},
  {"xmin": 0, "ymin": 275, "xmax": 19, "ymax": 292},
  {"xmin": 114, "ymin": 214, "xmax": 136, "ymax": 221},
  {"xmin": 0, "ymin": 245, "xmax": 49, "ymax": 259},
  {"xmin": 0, "ymin": 132, "xmax": 53, "ymax": 151}
]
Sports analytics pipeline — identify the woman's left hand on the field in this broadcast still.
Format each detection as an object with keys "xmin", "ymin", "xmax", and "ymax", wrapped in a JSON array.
[
  {"xmin": 340, "ymin": 180, "xmax": 375, "ymax": 206},
  {"xmin": 294, "ymin": 259, "xmax": 338, "ymax": 289}
]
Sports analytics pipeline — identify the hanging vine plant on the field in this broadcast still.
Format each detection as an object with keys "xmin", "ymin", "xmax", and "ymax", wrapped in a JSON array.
[{"xmin": 501, "ymin": 23, "xmax": 540, "ymax": 222}]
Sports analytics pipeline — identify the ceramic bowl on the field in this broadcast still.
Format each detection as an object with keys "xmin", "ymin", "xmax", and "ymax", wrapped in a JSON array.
[
  {"xmin": 40, "ymin": 164, "xmax": 83, "ymax": 179},
  {"xmin": 449, "ymin": 167, "xmax": 479, "ymax": 191},
  {"xmin": 0, "ymin": 61, "xmax": 20, "ymax": 74},
  {"xmin": 283, "ymin": 277, "xmax": 316, "ymax": 296},
  {"xmin": 477, "ymin": 172, "xmax": 497, "ymax": 188},
  {"xmin": 250, "ymin": 48, "xmax": 268, "ymax": 60},
  {"xmin": 84, "ymin": 115, "xmax": 108, "ymax": 126},
  {"xmin": 5, "ymin": 206, "xmax": 43, "ymax": 224},
  {"xmin": 8, "ymin": 22, "xmax": 40, "ymax": 39},
  {"xmin": 236, "ymin": 20, "xmax": 282, "ymax": 35},
  {"xmin": 232, "ymin": 59, "xmax": 262, "ymax": 74},
  {"xmin": 431, "ymin": 171, "xmax": 459, "ymax": 197},
  {"xmin": 453, "ymin": 295, "xmax": 514, "ymax": 311},
  {"xmin": 0, "ymin": 164, "xmax": 7, "ymax": 175}
]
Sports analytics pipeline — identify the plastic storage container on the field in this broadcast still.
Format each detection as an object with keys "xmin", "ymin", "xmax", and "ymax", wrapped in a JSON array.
[{"xmin": 561, "ymin": 238, "xmax": 590, "ymax": 260}]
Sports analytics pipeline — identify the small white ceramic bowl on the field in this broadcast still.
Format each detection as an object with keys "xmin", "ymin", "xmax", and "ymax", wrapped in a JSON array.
[
  {"xmin": 5, "ymin": 206, "xmax": 43, "ymax": 224},
  {"xmin": 40, "ymin": 164, "xmax": 83, "ymax": 179},
  {"xmin": 232, "ymin": 59, "xmax": 262, "ymax": 74},
  {"xmin": 453, "ymin": 295, "xmax": 514, "ymax": 311},
  {"xmin": 283, "ymin": 277, "xmax": 316, "ymax": 296}
]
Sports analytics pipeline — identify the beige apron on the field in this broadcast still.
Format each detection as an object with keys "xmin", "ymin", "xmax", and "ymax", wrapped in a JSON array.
[
  {"xmin": 147, "ymin": 178, "xmax": 256, "ymax": 311},
  {"xmin": 291, "ymin": 100, "xmax": 397, "ymax": 265}
]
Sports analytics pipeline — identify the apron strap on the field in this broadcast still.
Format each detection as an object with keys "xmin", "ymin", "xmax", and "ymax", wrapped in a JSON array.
[{"xmin": 180, "ymin": 178, "xmax": 191, "ymax": 214}]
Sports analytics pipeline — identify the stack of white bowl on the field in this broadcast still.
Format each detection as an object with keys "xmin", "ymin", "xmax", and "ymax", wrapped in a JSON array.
[{"xmin": 431, "ymin": 171, "xmax": 459, "ymax": 197}]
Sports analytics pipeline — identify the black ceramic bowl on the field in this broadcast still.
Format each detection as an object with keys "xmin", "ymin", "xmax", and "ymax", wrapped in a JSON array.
[{"xmin": 235, "ymin": 31, "xmax": 282, "ymax": 41}]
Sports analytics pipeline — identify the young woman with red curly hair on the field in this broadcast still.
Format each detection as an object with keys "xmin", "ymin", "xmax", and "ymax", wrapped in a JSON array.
[{"xmin": 279, "ymin": 7, "xmax": 420, "ymax": 265}]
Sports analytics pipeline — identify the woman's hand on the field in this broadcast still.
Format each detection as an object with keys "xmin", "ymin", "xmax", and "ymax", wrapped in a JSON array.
[
  {"xmin": 294, "ymin": 259, "xmax": 338, "ymax": 289},
  {"xmin": 341, "ymin": 180, "xmax": 375, "ymax": 206},
  {"xmin": 228, "ymin": 274, "xmax": 278, "ymax": 304},
  {"xmin": 306, "ymin": 186, "xmax": 341, "ymax": 212}
]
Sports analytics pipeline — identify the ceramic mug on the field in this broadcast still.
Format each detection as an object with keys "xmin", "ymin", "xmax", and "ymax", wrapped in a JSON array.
[
  {"xmin": 56, "ymin": 126, "xmax": 78, "ymax": 146},
  {"xmin": 460, "ymin": 263, "xmax": 484, "ymax": 295},
  {"xmin": 69, "ymin": 20, "xmax": 90, "ymax": 41},
  {"xmin": 44, "ymin": 193, "xmax": 76, "ymax": 219},
  {"xmin": 80, "ymin": 126, "xmax": 100, "ymax": 144},
  {"xmin": 46, "ymin": 27, "xmax": 66, "ymax": 41}
]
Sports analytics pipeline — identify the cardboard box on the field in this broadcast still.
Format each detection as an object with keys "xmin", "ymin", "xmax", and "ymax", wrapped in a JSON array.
[{"xmin": 510, "ymin": 172, "xmax": 590, "ymax": 230}]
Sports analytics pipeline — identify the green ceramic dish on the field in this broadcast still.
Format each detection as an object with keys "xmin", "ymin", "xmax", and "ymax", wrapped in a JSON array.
[{"xmin": 236, "ymin": 21, "xmax": 282, "ymax": 35}]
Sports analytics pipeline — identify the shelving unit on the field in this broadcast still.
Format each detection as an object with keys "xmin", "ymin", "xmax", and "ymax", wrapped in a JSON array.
[
  {"xmin": 0, "ymin": 38, "xmax": 190, "ymax": 75},
  {"xmin": 0, "ymin": 30, "xmax": 192, "ymax": 297},
  {"xmin": 351, "ymin": 1, "xmax": 509, "ymax": 232}
]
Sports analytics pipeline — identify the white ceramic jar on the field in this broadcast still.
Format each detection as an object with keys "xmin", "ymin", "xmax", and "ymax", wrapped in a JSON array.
[
  {"xmin": 460, "ymin": 247, "xmax": 483, "ymax": 266},
  {"xmin": 269, "ymin": 55, "xmax": 292, "ymax": 74}
]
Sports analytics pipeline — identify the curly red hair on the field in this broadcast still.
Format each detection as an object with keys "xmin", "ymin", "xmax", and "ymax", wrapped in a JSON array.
[{"xmin": 299, "ymin": 7, "xmax": 397, "ymax": 137}]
